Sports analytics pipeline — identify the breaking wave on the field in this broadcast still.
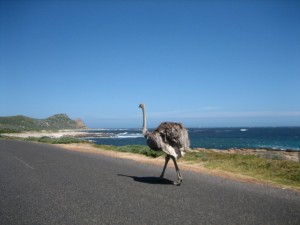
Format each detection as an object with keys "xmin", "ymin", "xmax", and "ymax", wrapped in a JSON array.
[{"xmin": 115, "ymin": 132, "xmax": 144, "ymax": 138}]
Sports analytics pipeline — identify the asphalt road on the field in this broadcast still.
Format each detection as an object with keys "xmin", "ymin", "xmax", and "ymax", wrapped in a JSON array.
[{"xmin": 0, "ymin": 140, "xmax": 300, "ymax": 225}]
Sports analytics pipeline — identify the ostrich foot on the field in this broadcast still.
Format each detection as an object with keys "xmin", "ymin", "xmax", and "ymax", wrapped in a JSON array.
[
  {"xmin": 173, "ymin": 178, "xmax": 183, "ymax": 186},
  {"xmin": 173, "ymin": 172, "xmax": 183, "ymax": 186}
]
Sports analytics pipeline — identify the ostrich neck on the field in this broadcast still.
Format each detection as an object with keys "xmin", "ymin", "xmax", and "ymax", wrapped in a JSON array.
[{"xmin": 142, "ymin": 107, "xmax": 148, "ymax": 135}]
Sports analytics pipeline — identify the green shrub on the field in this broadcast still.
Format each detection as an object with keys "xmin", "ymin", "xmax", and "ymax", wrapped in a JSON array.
[
  {"xmin": 50, "ymin": 137, "xmax": 84, "ymax": 144},
  {"xmin": 24, "ymin": 136, "xmax": 86, "ymax": 144},
  {"xmin": 0, "ymin": 129, "xmax": 17, "ymax": 133}
]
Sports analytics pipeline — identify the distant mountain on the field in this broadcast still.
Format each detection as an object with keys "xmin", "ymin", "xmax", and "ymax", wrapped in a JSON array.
[{"xmin": 0, "ymin": 114, "xmax": 88, "ymax": 132}]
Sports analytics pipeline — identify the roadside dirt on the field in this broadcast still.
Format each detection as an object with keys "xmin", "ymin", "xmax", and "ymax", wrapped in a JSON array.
[{"xmin": 57, "ymin": 143, "xmax": 299, "ymax": 192}]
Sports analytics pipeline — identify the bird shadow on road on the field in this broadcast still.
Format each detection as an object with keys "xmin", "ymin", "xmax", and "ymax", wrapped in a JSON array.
[{"xmin": 117, "ymin": 174, "xmax": 174, "ymax": 185}]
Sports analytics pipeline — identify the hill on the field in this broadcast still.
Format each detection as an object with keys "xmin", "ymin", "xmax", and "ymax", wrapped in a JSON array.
[{"xmin": 0, "ymin": 114, "xmax": 88, "ymax": 132}]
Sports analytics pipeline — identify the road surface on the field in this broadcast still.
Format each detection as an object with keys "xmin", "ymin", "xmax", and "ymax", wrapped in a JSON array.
[{"xmin": 0, "ymin": 139, "xmax": 300, "ymax": 224}]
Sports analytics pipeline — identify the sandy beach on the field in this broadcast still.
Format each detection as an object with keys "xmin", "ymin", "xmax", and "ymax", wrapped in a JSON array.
[
  {"xmin": 1, "ymin": 130, "xmax": 103, "ymax": 138},
  {"xmin": 2, "ymin": 130, "xmax": 86, "ymax": 138}
]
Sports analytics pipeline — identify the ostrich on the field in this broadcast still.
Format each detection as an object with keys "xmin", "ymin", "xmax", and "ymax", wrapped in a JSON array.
[{"xmin": 139, "ymin": 103, "xmax": 190, "ymax": 186}]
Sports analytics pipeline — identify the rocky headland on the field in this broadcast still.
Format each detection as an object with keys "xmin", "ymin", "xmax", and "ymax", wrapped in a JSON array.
[{"xmin": 0, "ymin": 114, "xmax": 88, "ymax": 132}]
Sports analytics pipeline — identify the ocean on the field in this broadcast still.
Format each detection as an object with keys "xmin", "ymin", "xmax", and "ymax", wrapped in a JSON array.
[{"xmin": 81, "ymin": 127, "xmax": 300, "ymax": 151}]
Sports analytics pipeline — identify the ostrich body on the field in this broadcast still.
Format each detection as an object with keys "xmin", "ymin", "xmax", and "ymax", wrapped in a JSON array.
[{"xmin": 139, "ymin": 103, "xmax": 190, "ymax": 185}]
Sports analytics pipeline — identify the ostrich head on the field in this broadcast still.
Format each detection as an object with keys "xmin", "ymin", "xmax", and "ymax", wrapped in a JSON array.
[{"xmin": 139, "ymin": 103, "xmax": 145, "ymax": 109}]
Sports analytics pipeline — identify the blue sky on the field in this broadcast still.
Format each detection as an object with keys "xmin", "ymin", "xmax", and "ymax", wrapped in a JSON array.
[{"xmin": 1, "ymin": 0, "xmax": 300, "ymax": 128}]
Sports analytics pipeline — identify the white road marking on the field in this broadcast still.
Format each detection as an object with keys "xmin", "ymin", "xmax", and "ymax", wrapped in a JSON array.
[{"xmin": 10, "ymin": 154, "xmax": 34, "ymax": 170}]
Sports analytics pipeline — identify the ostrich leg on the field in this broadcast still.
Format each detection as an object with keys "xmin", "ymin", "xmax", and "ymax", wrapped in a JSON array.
[
  {"xmin": 171, "ymin": 156, "xmax": 183, "ymax": 186},
  {"xmin": 159, "ymin": 155, "xmax": 170, "ymax": 178}
]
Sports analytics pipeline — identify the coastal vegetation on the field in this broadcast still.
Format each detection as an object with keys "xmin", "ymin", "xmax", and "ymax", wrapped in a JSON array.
[
  {"xmin": 0, "ymin": 114, "xmax": 87, "ymax": 132},
  {"xmin": 183, "ymin": 150, "xmax": 300, "ymax": 188},
  {"xmin": 24, "ymin": 136, "xmax": 89, "ymax": 144}
]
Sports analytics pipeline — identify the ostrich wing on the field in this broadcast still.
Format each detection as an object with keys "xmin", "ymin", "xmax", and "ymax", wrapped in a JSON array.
[{"xmin": 155, "ymin": 122, "xmax": 190, "ymax": 150}]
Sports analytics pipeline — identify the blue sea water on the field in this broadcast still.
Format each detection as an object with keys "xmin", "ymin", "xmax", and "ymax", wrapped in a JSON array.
[{"xmin": 82, "ymin": 127, "xmax": 300, "ymax": 151}]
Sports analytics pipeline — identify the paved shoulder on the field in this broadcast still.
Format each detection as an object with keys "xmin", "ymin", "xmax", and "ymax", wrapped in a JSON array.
[{"xmin": 1, "ymin": 140, "xmax": 300, "ymax": 225}]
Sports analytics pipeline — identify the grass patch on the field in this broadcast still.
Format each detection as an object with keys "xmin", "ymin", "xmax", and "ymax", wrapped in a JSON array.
[
  {"xmin": 94, "ymin": 144, "xmax": 164, "ymax": 158},
  {"xmin": 184, "ymin": 150, "xmax": 300, "ymax": 188}
]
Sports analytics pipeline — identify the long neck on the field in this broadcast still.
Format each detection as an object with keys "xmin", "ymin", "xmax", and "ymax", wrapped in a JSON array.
[{"xmin": 141, "ymin": 107, "xmax": 147, "ymax": 135}]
